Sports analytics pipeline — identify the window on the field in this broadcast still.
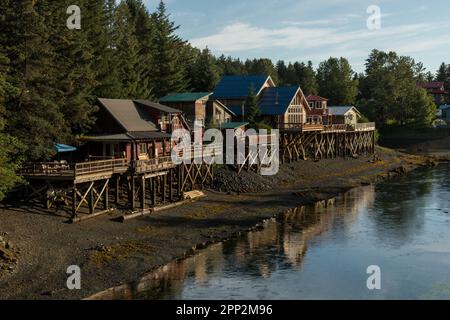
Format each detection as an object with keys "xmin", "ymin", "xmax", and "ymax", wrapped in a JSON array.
[{"xmin": 140, "ymin": 143, "xmax": 148, "ymax": 155}]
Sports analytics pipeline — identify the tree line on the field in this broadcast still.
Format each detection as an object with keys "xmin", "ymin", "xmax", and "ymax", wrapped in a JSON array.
[{"xmin": 0, "ymin": 0, "xmax": 447, "ymax": 199}]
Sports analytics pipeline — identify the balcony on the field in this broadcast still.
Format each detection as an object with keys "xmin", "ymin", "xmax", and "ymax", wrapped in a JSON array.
[
  {"xmin": 134, "ymin": 156, "xmax": 176, "ymax": 174},
  {"xmin": 20, "ymin": 158, "xmax": 129, "ymax": 183},
  {"xmin": 351, "ymin": 122, "xmax": 376, "ymax": 132},
  {"xmin": 279, "ymin": 123, "xmax": 324, "ymax": 132}
]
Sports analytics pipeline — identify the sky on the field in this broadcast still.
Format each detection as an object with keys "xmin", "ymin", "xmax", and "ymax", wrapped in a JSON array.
[{"xmin": 144, "ymin": 0, "xmax": 450, "ymax": 73}]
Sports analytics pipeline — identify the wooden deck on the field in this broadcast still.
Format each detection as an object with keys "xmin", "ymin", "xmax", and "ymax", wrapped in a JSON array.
[
  {"xmin": 135, "ymin": 156, "xmax": 176, "ymax": 174},
  {"xmin": 20, "ymin": 159, "xmax": 129, "ymax": 183},
  {"xmin": 280, "ymin": 122, "xmax": 376, "ymax": 133},
  {"xmin": 280, "ymin": 123, "xmax": 324, "ymax": 132},
  {"xmin": 352, "ymin": 122, "xmax": 376, "ymax": 132}
]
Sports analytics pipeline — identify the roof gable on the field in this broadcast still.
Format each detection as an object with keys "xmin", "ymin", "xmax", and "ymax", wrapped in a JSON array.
[
  {"xmin": 328, "ymin": 106, "xmax": 360, "ymax": 116},
  {"xmin": 159, "ymin": 92, "xmax": 212, "ymax": 103},
  {"xmin": 306, "ymin": 94, "xmax": 328, "ymax": 102},
  {"xmin": 258, "ymin": 87, "xmax": 301, "ymax": 116},
  {"xmin": 212, "ymin": 75, "xmax": 274, "ymax": 99},
  {"xmin": 419, "ymin": 82, "xmax": 445, "ymax": 89},
  {"xmin": 98, "ymin": 98, "xmax": 158, "ymax": 132}
]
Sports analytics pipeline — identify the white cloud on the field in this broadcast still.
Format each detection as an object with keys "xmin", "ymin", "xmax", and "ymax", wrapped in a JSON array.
[{"xmin": 190, "ymin": 20, "xmax": 450, "ymax": 57}]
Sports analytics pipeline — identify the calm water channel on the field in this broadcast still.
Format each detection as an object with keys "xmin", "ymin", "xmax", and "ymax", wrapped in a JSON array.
[{"xmin": 97, "ymin": 165, "xmax": 450, "ymax": 300}]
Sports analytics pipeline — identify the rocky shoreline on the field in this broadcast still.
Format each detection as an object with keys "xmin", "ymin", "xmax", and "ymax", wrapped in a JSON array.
[
  {"xmin": 0, "ymin": 233, "xmax": 19, "ymax": 276},
  {"xmin": 0, "ymin": 147, "xmax": 443, "ymax": 299}
]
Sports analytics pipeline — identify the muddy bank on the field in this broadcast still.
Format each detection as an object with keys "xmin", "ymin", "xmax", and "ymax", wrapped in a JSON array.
[{"xmin": 0, "ymin": 147, "xmax": 438, "ymax": 299}]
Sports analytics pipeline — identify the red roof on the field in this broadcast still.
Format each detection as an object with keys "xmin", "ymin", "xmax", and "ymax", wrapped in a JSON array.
[
  {"xmin": 430, "ymin": 90, "xmax": 448, "ymax": 95},
  {"xmin": 306, "ymin": 94, "xmax": 328, "ymax": 102},
  {"xmin": 418, "ymin": 82, "xmax": 445, "ymax": 89}
]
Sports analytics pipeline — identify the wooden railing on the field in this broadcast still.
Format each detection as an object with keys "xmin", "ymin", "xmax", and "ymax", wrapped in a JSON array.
[
  {"xmin": 352, "ymin": 122, "xmax": 376, "ymax": 131},
  {"xmin": 135, "ymin": 156, "xmax": 175, "ymax": 174},
  {"xmin": 20, "ymin": 162, "xmax": 76, "ymax": 178},
  {"xmin": 20, "ymin": 158, "xmax": 129, "ymax": 179},
  {"xmin": 75, "ymin": 158, "xmax": 128, "ymax": 176},
  {"xmin": 323, "ymin": 124, "xmax": 348, "ymax": 132},
  {"xmin": 176, "ymin": 143, "xmax": 223, "ymax": 159},
  {"xmin": 280, "ymin": 123, "xmax": 324, "ymax": 131}
]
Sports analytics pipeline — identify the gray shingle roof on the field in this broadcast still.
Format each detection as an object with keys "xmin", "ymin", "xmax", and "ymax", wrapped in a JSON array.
[
  {"xmin": 98, "ymin": 98, "xmax": 158, "ymax": 132},
  {"xmin": 134, "ymin": 100, "xmax": 182, "ymax": 114},
  {"xmin": 328, "ymin": 106, "xmax": 360, "ymax": 116}
]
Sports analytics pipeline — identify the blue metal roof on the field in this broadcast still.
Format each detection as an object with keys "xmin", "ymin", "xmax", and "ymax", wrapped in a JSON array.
[
  {"xmin": 258, "ymin": 87, "xmax": 299, "ymax": 116},
  {"xmin": 227, "ymin": 87, "xmax": 299, "ymax": 116},
  {"xmin": 54, "ymin": 143, "xmax": 77, "ymax": 153},
  {"xmin": 228, "ymin": 105, "xmax": 244, "ymax": 116},
  {"xmin": 212, "ymin": 75, "xmax": 270, "ymax": 99}
]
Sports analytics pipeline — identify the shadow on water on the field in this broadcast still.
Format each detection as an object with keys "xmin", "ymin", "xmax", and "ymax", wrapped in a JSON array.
[{"xmin": 87, "ymin": 166, "xmax": 450, "ymax": 300}]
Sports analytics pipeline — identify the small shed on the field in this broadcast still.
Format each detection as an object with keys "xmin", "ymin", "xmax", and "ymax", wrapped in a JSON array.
[{"xmin": 328, "ymin": 106, "xmax": 361, "ymax": 127}]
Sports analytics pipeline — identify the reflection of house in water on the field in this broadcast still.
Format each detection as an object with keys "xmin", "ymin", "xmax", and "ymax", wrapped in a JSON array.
[
  {"xmin": 87, "ymin": 186, "xmax": 377, "ymax": 300},
  {"xmin": 282, "ymin": 206, "xmax": 334, "ymax": 269},
  {"xmin": 339, "ymin": 185, "xmax": 376, "ymax": 223}
]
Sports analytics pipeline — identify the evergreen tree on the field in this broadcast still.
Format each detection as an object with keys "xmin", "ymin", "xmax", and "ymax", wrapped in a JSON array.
[
  {"xmin": 317, "ymin": 57, "xmax": 358, "ymax": 105},
  {"xmin": 151, "ymin": 1, "xmax": 189, "ymax": 97},
  {"xmin": 85, "ymin": 0, "xmax": 122, "ymax": 99},
  {"xmin": 436, "ymin": 62, "xmax": 448, "ymax": 82},
  {"xmin": 216, "ymin": 55, "xmax": 246, "ymax": 75},
  {"xmin": 245, "ymin": 58, "xmax": 279, "ymax": 84},
  {"xmin": 125, "ymin": 0, "xmax": 155, "ymax": 98},
  {"xmin": 114, "ymin": 1, "xmax": 150, "ymax": 98},
  {"xmin": 0, "ymin": 0, "xmax": 69, "ymax": 160},
  {"xmin": 191, "ymin": 48, "xmax": 220, "ymax": 92},
  {"xmin": 360, "ymin": 49, "xmax": 435, "ymax": 127},
  {"xmin": 294, "ymin": 61, "xmax": 318, "ymax": 95},
  {"xmin": 276, "ymin": 60, "xmax": 288, "ymax": 85},
  {"xmin": 46, "ymin": 0, "xmax": 98, "ymax": 134},
  {"xmin": 245, "ymin": 85, "xmax": 260, "ymax": 128},
  {"xmin": 0, "ymin": 50, "xmax": 24, "ymax": 200}
]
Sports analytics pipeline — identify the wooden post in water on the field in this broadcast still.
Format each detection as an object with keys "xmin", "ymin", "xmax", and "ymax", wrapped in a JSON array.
[
  {"xmin": 115, "ymin": 176, "xmax": 120, "ymax": 205},
  {"xmin": 130, "ymin": 175, "xmax": 136, "ymax": 210},
  {"xmin": 151, "ymin": 177, "xmax": 156, "ymax": 206},
  {"xmin": 72, "ymin": 186, "xmax": 77, "ymax": 219},
  {"xmin": 89, "ymin": 184, "xmax": 94, "ymax": 214},
  {"xmin": 104, "ymin": 181, "xmax": 109, "ymax": 210},
  {"xmin": 141, "ymin": 176, "xmax": 146, "ymax": 210},
  {"xmin": 162, "ymin": 174, "xmax": 167, "ymax": 203},
  {"xmin": 169, "ymin": 169, "xmax": 173, "ymax": 202}
]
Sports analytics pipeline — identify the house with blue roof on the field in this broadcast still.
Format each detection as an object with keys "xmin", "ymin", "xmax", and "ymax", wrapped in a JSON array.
[
  {"xmin": 212, "ymin": 75, "xmax": 312, "ymax": 130},
  {"xmin": 211, "ymin": 75, "xmax": 276, "ymax": 108}
]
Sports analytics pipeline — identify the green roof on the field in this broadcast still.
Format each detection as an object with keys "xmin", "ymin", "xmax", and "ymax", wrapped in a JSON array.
[
  {"xmin": 159, "ymin": 92, "xmax": 211, "ymax": 103},
  {"xmin": 220, "ymin": 122, "xmax": 249, "ymax": 130}
]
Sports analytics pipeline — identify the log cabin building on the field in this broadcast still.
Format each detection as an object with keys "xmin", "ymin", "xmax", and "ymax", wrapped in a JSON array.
[{"xmin": 83, "ymin": 98, "xmax": 188, "ymax": 162}]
